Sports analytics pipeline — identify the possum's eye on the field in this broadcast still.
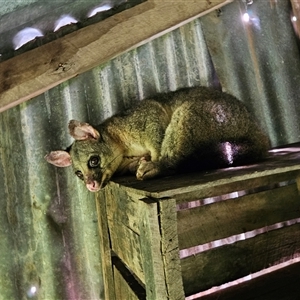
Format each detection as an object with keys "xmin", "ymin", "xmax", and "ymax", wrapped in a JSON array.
[
  {"xmin": 89, "ymin": 155, "xmax": 100, "ymax": 168},
  {"xmin": 75, "ymin": 170, "xmax": 84, "ymax": 180}
]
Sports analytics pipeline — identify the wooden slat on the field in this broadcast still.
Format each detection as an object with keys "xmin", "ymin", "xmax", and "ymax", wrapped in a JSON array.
[
  {"xmin": 113, "ymin": 256, "xmax": 146, "ymax": 300},
  {"xmin": 177, "ymin": 183, "xmax": 300, "ymax": 249},
  {"xmin": 105, "ymin": 188, "xmax": 145, "ymax": 283},
  {"xmin": 114, "ymin": 267, "xmax": 141, "ymax": 300},
  {"xmin": 138, "ymin": 198, "xmax": 169, "ymax": 300},
  {"xmin": 158, "ymin": 199, "xmax": 185, "ymax": 300},
  {"xmin": 113, "ymin": 169, "xmax": 300, "ymax": 203},
  {"xmin": 111, "ymin": 148, "xmax": 300, "ymax": 201},
  {"xmin": 173, "ymin": 171, "xmax": 300, "ymax": 203},
  {"xmin": 199, "ymin": 261, "xmax": 300, "ymax": 300},
  {"xmin": 109, "ymin": 219, "xmax": 145, "ymax": 283},
  {"xmin": 181, "ymin": 223, "xmax": 300, "ymax": 296},
  {"xmin": 0, "ymin": 0, "xmax": 230, "ymax": 112},
  {"xmin": 95, "ymin": 190, "xmax": 116, "ymax": 300}
]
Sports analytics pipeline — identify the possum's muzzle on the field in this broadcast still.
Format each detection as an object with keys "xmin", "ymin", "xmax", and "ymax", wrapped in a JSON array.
[
  {"xmin": 85, "ymin": 171, "xmax": 112, "ymax": 192},
  {"xmin": 86, "ymin": 179, "xmax": 101, "ymax": 192}
]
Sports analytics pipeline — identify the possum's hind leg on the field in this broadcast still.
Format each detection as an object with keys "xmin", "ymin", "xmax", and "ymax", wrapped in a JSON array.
[{"xmin": 137, "ymin": 102, "xmax": 201, "ymax": 179}]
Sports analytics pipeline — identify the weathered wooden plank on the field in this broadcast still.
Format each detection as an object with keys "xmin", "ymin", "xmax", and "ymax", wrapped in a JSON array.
[
  {"xmin": 139, "ymin": 198, "xmax": 169, "ymax": 300},
  {"xmin": 95, "ymin": 190, "xmax": 116, "ymax": 300},
  {"xmin": 109, "ymin": 219, "xmax": 145, "ymax": 284},
  {"xmin": 181, "ymin": 224, "xmax": 300, "ymax": 296},
  {"xmin": 177, "ymin": 183, "xmax": 300, "ymax": 249},
  {"xmin": 0, "ymin": 0, "xmax": 231, "ymax": 112},
  {"xmin": 113, "ymin": 255, "xmax": 146, "ymax": 300},
  {"xmin": 105, "ymin": 187, "xmax": 145, "ymax": 283},
  {"xmin": 158, "ymin": 198, "xmax": 185, "ymax": 300},
  {"xmin": 111, "ymin": 149, "xmax": 300, "ymax": 201},
  {"xmin": 113, "ymin": 169, "xmax": 300, "ymax": 203},
  {"xmin": 199, "ymin": 261, "xmax": 300, "ymax": 300},
  {"xmin": 113, "ymin": 266, "xmax": 141, "ymax": 300},
  {"xmin": 173, "ymin": 170, "xmax": 300, "ymax": 203}
]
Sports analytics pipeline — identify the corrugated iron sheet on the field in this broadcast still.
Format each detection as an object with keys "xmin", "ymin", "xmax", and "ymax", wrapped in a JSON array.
[
  {"xmin": 201, "ymin": 0, "xmax": 300, "ymax": 146},
  {"xmin": 1, "ymin": 1, "xmax": 300, "ymax": 299}
]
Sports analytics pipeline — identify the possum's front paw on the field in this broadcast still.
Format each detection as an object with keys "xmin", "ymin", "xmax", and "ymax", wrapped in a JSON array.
[{"xmin": 136, "ymin": 158, "xmax": 160, "ymax": 180}]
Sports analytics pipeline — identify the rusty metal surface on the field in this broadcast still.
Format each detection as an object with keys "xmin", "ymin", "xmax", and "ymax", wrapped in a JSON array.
[{"xmin": 1, "ymin": 1, "xmax": 300, "ymax": 298}]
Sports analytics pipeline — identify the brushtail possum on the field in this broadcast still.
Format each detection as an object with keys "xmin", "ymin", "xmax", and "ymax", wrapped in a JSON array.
[{"xmin": 45, "ymin": 87, "xmax": 269, "ymax": 192}]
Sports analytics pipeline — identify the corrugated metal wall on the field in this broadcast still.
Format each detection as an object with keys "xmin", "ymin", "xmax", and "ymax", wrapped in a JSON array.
[
  {"xmin": 201, "ymin": 0, "xmax": 300, "ymax": 146},
  {"xmin": 1, "ymin": 1, "xmax": 300, "ymax": 299}
]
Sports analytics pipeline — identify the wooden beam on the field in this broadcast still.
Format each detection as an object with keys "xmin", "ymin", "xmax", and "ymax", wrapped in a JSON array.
[{"xmin": 0, "ymin": 0, "xmax": 231, "ymax": 112}]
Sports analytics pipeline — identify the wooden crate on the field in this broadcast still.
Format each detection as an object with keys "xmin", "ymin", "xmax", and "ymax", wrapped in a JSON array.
[{"xmin": 96, "ymin": 144, "xmax": 300, "ymax": 300}]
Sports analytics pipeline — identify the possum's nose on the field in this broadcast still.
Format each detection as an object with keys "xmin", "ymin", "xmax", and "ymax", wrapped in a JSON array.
[{"xmin": 86, "ymin": 179, "xmax": 100, "ymax": 192}]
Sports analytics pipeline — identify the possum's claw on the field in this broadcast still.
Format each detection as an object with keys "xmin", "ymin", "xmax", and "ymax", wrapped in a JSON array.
[{"xmin": 136, "ymin": 158, "xmax": 160, "ymax": 180}]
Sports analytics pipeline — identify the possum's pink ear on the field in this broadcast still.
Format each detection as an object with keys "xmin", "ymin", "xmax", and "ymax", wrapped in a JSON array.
[
  {"xmin": 68, "ymin": 120, "xmax": 100, "ymax": 141},
  {"xmin": 45, "ymin": 151, "xmax": 72, "ymax": 167}
]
